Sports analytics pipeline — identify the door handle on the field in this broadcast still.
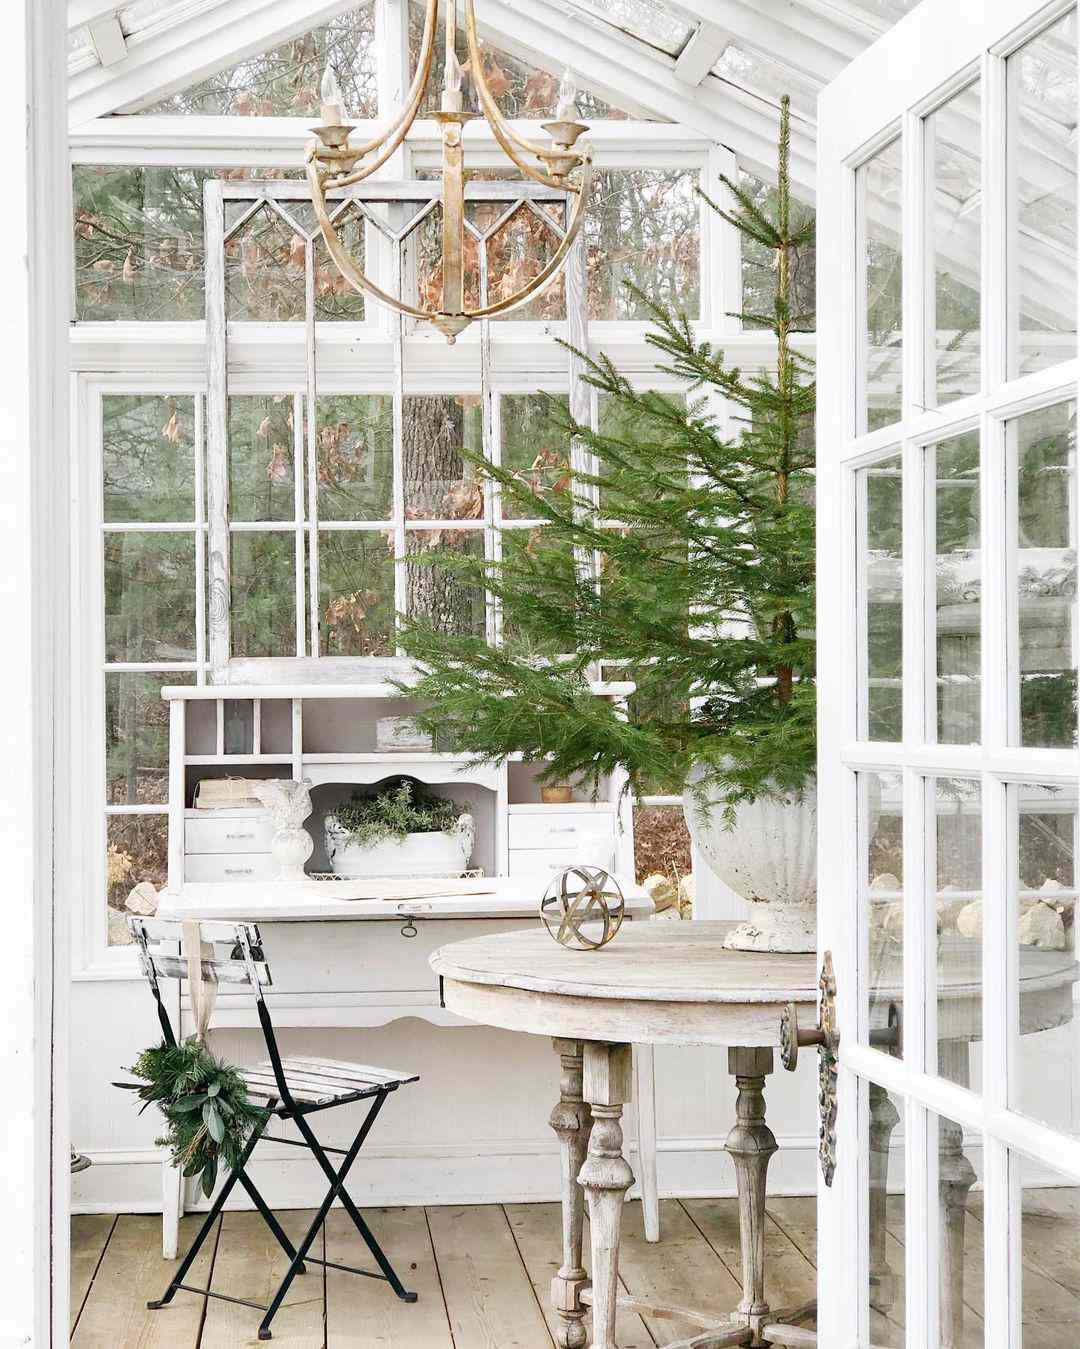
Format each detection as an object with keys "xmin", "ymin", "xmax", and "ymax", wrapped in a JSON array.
[{"xmin": 779, "ymin": 950, "xmax": 840, "ymax": 1186}]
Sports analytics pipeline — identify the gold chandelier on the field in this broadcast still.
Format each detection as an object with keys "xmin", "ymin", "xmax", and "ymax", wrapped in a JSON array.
[{"xmin": 306, "ymin": 0, "xmax": 592, "ymax": 341}]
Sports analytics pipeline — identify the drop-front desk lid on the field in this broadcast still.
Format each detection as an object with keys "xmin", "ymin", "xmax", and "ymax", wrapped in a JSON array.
[{"xmin": 157, "ymin": 874, "xmax": 654, "ymax": 923}]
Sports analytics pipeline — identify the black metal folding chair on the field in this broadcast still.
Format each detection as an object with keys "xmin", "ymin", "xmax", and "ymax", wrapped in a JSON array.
[{"xmin": 130, "ymin": 916, "xmax": 419, "ymax": 1340}]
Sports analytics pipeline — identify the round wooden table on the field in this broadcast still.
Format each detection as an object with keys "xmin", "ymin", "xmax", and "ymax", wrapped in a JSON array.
[
  {"xmin": 432, "ymin": 920, "xmax": 1080, "ymax": 1349},
  {"xmin": 432, "ymin": 921, "xmax": 818, "ymax": 1349}
]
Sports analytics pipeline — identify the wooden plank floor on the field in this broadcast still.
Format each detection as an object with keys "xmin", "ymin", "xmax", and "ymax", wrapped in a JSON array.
[{"xmin": 71, "ymin": 1193, "xmax": 1080, "ymax": 1347}]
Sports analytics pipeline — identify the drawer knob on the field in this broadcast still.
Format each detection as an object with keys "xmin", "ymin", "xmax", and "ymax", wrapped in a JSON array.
[
  {"xmin": 226, "ymin": 831, "xmax": 256, "ymax": 841},
  {"xmin": 224, "ymin": 867, "xmax": 253, "ymax": 877},
  {"xmin": 548, "ymin": 826, "xmax": 577, "ymax": 835}
]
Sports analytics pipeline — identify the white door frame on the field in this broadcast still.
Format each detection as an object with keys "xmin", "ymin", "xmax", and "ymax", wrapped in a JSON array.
[
  {"xmin": 0, "ymin": 1, "xmax": 71, "ymax": 1344},
  {"xmin": 818, "ymin": 0, "xmax": 1080, "ymax": 1345}
]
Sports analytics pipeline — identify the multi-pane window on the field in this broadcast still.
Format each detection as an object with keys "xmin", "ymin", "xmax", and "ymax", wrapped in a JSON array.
[{"xmin": 102, "ymin": 394, "xmax": 203, "ymax": 944}]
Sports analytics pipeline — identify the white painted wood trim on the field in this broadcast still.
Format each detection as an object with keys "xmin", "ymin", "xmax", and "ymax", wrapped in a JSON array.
[{"xmin": 4, "ymin": 0, "xmax": 69, "ymax": 1341}]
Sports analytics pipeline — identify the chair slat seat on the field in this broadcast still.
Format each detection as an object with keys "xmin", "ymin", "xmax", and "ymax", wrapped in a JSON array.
[{"xmin": 241, "ymin": 1058, "xmax": 419, "ymax": 1105}]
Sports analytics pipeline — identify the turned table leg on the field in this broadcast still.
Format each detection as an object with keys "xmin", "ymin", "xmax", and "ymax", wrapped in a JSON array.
[
  {"xmin": 725, "ymin": 1047, "xmax": 779, "ymax": 1343},
  {"xmin": 549, "ymin": 1038, "xmax": 593, "ymax": 1349},
  {"xmin": 579, "ymin": 1042, "xmax": 635, "ymax": 1349},
  {"xmin": 938, "ymin": 1042, "xmax": 976, "ymax": 1349},
  {"xmin": 868, "ymin": 1081, "xmax": 901, "ymax": 1318}
]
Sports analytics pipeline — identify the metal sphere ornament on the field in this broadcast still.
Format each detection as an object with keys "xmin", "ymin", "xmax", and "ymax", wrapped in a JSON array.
[{"xmin": 540, "ymin": 866, "xmax": 625, "ymax": 950}]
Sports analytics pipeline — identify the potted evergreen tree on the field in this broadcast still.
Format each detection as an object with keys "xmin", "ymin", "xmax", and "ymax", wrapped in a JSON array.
[{"xmin": 397, "ymin": 99, "xmax": 817, "ymax": 950}]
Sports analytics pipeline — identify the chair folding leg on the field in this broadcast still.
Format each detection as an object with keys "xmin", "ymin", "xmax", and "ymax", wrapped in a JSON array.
[
  {"xmin": 234, "ymin": 1170, "xmax": 307, "ymax": 1274},
  {"xmin": 293, "ymin": 1092, "xmax": 418, "ymax": 1303},
  {"xmin": 148, "ymin": 1111, "xmax": 272, "ymax": 1309},
  {"xmin": 257, "ymin": 1091, "xmax": 415, "ymax": 1340}
]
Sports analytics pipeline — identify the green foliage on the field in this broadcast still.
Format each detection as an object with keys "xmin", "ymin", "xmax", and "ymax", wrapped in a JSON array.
[
  {"xmin": 397, "ymin": 99, "xmax": 817, "ymax": 809},
  {"xmin": 116, "ymin": 1038, "xmax": 268, "ymax": 1198},
  {"xmin": 328, "ymin": 778, "xmax": 466, "ymax": 848}
]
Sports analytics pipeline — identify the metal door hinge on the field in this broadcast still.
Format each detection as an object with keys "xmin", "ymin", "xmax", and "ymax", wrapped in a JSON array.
[{"xmin": 779, "ymin": 950, "xmax": 840, "ymax": 1186}]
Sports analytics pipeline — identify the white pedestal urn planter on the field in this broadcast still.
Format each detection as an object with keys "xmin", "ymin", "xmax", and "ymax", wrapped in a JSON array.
[
  {"xmin": 683, "ymin": 775, "xmax": 817, "ymax": 952},
  {"xmin": 252, "ymin": 779, "xmax": 315, "ymax": 881},
  {"xmin": 326, "ymin": 813, "xmax": 475, "ymax": 879}
]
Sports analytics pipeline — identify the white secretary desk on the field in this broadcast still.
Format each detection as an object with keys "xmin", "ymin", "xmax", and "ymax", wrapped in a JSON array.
[{"xmin": 154, "ymin": 680, "xmax": 660, "ymax": 1257}]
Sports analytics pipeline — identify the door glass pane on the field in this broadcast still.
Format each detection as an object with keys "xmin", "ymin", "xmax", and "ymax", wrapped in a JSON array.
[
  {"xmin": 227, "ymin": 395, "xmax": 296, "ymax": 523},
  {"xmin": 229, "ymin": 531, "xmax": 297, "ymax": 657},
  {"xmin": 106, "ymin": 671, "xmax": 193, "ymax": 805},
  {"xmin": 107, "ymin": 813, "xmax": 166, "ymax": 945},
  {"xmin": 861, "ymin": 139, "xmax": 903, "ymax": 432},
  {"xmin": 402, "ymin": 394, "xmax": 484, "ymax": 520},
  {"xmin": 1020, "ymin": 1156, "xmax": 1080, "ymax": 1345},
  {"xmin": 860, "ymin": 453, "xmax": 904, "ymax": 741},
  {"xmin": 865, "ymin": 770, "xmax": 904, "ymax": 1036},
  {"xmin": 927, "ymin": 82, "xmax": 981, "ymax": 406},
  {"xmin": 933, "ymin": 432, "xmax": 981, "ymax": 743},
  {"xmin": 403, "ymin": 529, "xmax": 486, "ymax": 636},
  {"xmin": 1011, "ymin": 401, "xmax": 1077, "ymax": 749},
  {"xmin": 316, "ymin": 394, "xmax": 394, "ymax": 522},
  {"xmin": 317, "ymin": 530, "xmax": 395, "ymax": 657},
  {"xmin": 865, "ymin": 1078, "xmax": 906, "ymax": 1346},
  {"xmin": 104, "ymin": 532, "xmax": 197, "ymax": 663},
  {"xmin": 934, "ymin": 1112, "xmax": 983, "ymax": 1348},
  {"xmin": 1012, "ymin": 781, "xmax": 1079, "ymax": 1138},
  {"xmin": 933, "ymin": 778, "xmax": 982, "ymax": 1087},
  {"xmin": 103, "ymin": 395, "xmax": 196, "ymax": 523},
  {"xmin": 1010, "ymin": 11, "xmax": 1078, "ymax": 378},
  {"xmin": 501, "ymin": 393, "xmax": 572, "ymax": 520}
]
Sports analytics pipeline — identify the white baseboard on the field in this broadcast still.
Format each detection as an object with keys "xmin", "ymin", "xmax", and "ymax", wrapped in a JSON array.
[
  {"xmin": 72, "ymin": 1132, "xmax": 1071, "ymax": 1216},
  {"xmin": 71, "ymin": 1132, "xmax": 825, "ymax": 1214}
]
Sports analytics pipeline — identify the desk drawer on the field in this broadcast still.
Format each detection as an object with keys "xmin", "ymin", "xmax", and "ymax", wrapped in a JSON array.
[
  {"xmin": 508, "ymin": 844, "xmax": 615, "ymax": 876},
  {"xmin": 185, "ymin": 852, "xmax": 276, "ymax": 883},
  {"xmin": 507, "ymin": 811, "xmax": 615, "ymax": 851},
  {"xmin": 251, "ymin": 917, "xmax": 532, "ymax": 996},
  {"xmin": 186, "ymin": 814, "xmax": 273, "ymax": 855}
]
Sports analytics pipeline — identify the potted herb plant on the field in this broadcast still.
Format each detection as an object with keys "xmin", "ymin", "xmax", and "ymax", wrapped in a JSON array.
[
  {"xmin": 325, "ymin": 777, "xmax": 475, "ymax": 878},
  {"xmin": 396, "ymin": 100, "xmax": 817, "ymax": 950}
]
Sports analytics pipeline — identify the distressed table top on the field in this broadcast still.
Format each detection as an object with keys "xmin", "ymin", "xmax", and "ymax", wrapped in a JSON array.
[
  {"xmin": 431, "ymin": 920, "xmax": 1080, "ymax": 1048},
  {"xmin": 431, "ymin": 921, "xmax": 818, "ymax": 1047},
  {"xmin": 432, "ymin": 921, "xmax": 816, "ymax": 1003}
]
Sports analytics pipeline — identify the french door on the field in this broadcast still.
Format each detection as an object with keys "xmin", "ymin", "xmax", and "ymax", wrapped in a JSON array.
[{"xmin": 817, "ymin": 1, "xmax": 1080, "ymax": 1345}]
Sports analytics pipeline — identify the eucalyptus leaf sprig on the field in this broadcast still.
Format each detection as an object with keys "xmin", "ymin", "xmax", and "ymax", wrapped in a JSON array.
[{"xmin": 115, "ymin": 1037, "xmax": 268, "ymax": 1198}]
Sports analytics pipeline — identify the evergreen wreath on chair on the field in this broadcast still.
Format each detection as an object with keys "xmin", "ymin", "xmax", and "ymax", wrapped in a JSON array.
[{"xmin": 116, "ymin": 1038, "xmax": 268, "ymax": 1197}]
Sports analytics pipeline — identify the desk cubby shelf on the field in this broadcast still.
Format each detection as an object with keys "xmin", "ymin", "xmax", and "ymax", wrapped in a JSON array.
[{"xmin": 163, "ymin": 683, "xmax": 635, "ymax": 892}]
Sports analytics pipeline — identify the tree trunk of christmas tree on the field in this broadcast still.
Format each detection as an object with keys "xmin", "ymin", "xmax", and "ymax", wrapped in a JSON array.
[{"xmin": 402, "ymin": 395, "xmax": 471, "ymax": 633}]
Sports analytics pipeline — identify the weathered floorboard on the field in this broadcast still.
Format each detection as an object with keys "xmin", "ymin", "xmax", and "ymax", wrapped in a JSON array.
[
  {"xmin": 505, "ymin": 1201, "xmax": 654, "ymax": 1349},
  {"xmin": 69, "ymin": 1215, "xmax": 116, "ymax": 1334},
  {"xmin": 425, "ymin": 1203, "xmax": 555, "ymax": 1349},
  {"xmin": 324, "ymin": 1206, "xmax": 452, "ymax": 1349},
  {"xmin": 198, "ymin": 1209, "xmax": 325, "ymax": 1349},
  {"xmin": 71, "ymin": 1213, "xmax": 219, "ymax": 1348}
]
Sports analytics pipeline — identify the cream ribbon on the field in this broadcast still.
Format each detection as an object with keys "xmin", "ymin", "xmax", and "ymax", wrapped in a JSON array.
[{"xmin": 181, "ymin": 920, "xmax": 218, "ymax": 1044}]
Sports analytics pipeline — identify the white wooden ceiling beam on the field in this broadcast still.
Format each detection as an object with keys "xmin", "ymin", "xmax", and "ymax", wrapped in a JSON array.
[
  {"xmin": 665, "ymin": 0, "xmax": 866, "ymax": 68},
  {"xmin": 792, "ymin": 0, "xmax": 889, "ymax": 41},
  {"xmin": 69, "ymin": 0, "xmax": 364, "ymax": 124},
  {"xmin": 87, "ymin": 14, "xmax": 127, "ymax": 66},
  {"xmin": 674, "ymin": 22, "xmax": 731, "ymax": 88}
]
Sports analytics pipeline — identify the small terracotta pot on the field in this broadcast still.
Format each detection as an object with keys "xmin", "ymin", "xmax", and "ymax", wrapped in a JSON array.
[{"xmin": 541, "ymin": 784, "xmax": 573, "ymax": 804}]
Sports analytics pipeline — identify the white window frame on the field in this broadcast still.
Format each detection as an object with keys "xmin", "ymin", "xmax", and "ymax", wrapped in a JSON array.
[{"xmin": 817, "ymin": 1, "xmax": 1080, "ymax": 1345}]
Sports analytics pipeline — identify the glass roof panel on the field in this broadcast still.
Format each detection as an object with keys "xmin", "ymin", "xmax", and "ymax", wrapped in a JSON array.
[
  {"xmin": 117, "ymin": 0, "xmax": 188, "ymax": 37},
  {"xmin": 562, "ymin": 0, "xmax": 691, "ymax": 57},
  {"xmin": 836, "ymin": 0, "xmax": 920, "ymax": 22},
  {"xmin": 143, "ymin": 4, "xmax": 377, "ymax": 116},
  {"xmin": 408, "ymin": 1, "xmax": 648, "ymax": 120},
  {"xmin": 69, "ymin": 24, "xmax": 94, "ymax": 59},
  {"xmin": 713, "ymin": 44, "xmax": 819, "ymax": 119}
]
